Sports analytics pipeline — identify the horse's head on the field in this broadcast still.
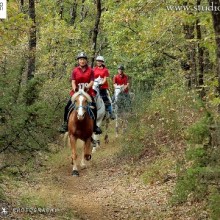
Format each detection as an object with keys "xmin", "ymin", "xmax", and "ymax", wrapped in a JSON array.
[
  {"xmin": 71, "ymin": 90, "xmax": 92, "ymax": 120},
  {"xmin": 114, "ymin": 85, "xmax": 124, "ymax": 101},
  {"xmin": 93, "ymin": 76, "xmax": 103, "ymax": 95}
]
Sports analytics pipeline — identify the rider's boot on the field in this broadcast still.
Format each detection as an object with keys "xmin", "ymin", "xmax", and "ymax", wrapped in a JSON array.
[
  {"xmin": 58, "ymin": 121, "xmax": 68, "ymax": 133},
  {"xmin": 107, "ymin": 105, "xmax": 115, "ymax": 120},
  {"xmin": 110, "ymin": 112, "xmax": 116, "ymax": 120},
  {"xmin": 58, "ymin": 99, "xmax": 71, "ymax": 133}
]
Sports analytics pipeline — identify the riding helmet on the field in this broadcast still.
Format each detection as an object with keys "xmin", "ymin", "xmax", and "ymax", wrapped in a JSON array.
[
  {"xmin": 118, "ymin": 64, "xmax": 125, "ymax": 70},
  {"xmin": 77, "ymin": 52, "xmax": 88, "ymax": 60},
  {"xmin": 96, "ymin": 55, "xmax": 105, "ymax": 62}
]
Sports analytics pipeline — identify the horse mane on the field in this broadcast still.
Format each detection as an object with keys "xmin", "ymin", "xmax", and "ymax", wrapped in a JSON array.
[{"xmin": 71, "ymin": 90, "xmax": 92, "ymax": 103}]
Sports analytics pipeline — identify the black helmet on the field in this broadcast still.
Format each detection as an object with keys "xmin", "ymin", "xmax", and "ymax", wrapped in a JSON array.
[
  {"xmin": 77, "ymin": 52, "xmax": 88, "ymax": 60},
  {"xmin": 118, "ymin": 65, "xmax": 125, "ymax": 70}
]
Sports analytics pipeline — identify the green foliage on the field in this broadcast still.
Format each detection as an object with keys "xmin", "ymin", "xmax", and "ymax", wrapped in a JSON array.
[
  {"xmin": 119, "ymin": 69, "xmax": 205, "ymax": 159},
  {"xmin": 173, "ymin": 115, "xmax": 220, "ymax": 211},
  {"xmin": 23, "ymin": 77, "xmax": 43, "ymax": 105},
  {"xmin": 186, "ymin": 116, "xmax": 211, "ymax": 145},
  {"xmin": 1, "ymin": 0, "xmax": 220, "ymax": 216},
  {"xmin": 142, "ymin": 156, "xmax": 175, "ymax": 184},
  {"xmin": 209, "ymin": 187, "xmax": 220, "ymax": 220},
  {"xmin": 172, "ymin": 166, "xmax": 208, "ymax": 204}
]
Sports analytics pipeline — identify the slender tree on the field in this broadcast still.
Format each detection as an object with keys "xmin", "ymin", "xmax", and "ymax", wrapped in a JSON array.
[
  {"xmin": 58, "ymin": 0, "xmax": 64, "ymax": 19},
  {"xmin": 80, "ymin": 0, "xmax": 87, "ymax": 22},
  {"xmin": 182, "ymin": 1, "xmax": 197, "ymax": 88},
  {"xmin": 196, "ymin": 0, "xmax": 205, "ymax": 98},
  {"xmin": 27, "ymin": 0, "xmax": 36, "ymax": 81},
  {"xmin": 20, "ymin": 0, "xmax": 24, "ymax": 12},
  {"xmin": 208, "ymin": 0, "xmax": 220, "ymax": 106},
  {"xmin": 91, "ymin": 0, "xmax": 102, "ymax": 67},
  {"xmin": 70, "ymin": 0, "xmax": 77, "ymax": 25}
]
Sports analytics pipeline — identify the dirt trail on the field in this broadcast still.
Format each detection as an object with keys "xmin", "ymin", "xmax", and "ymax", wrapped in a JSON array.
[
  {"xmin": 6, "ymin": 135, "xmax": 206, "ymax": 220},
  {"xmin": 46, "ymin": 138, "xmax": 177, "ymax": 220}
]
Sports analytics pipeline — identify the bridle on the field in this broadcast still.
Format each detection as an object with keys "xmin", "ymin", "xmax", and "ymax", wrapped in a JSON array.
[{"xmin": 71, "ymin": 90, "xmax": 92, "ymax": 120}]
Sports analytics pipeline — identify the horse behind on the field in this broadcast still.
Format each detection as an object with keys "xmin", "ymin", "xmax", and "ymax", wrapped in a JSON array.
[
  {"xmin": 67, "ymin": 89, "xmax": 93, "ymax": 176},
  {"xmin": 92, "ymin": 77, "xmax": 109, "ymax": 152},
  {"xmin": 113, "ymin": 85, "xmax": 131, "ymax": 137}
]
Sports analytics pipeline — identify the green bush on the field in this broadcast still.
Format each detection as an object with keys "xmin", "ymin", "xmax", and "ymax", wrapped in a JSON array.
[
  {"xmin": 209, "ymin": 187, "xmax": 220, "ymax": 220},
  {"xmin": 186, "ymin": 116, "xmax": 211, "ymax": 145},
  {"xmin": 173, "ymin": 166, "xmax": 208, "ymax": 204}
]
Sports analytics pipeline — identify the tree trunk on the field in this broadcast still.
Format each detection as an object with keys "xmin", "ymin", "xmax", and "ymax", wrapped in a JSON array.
[
  {"xmin": 59, "ymin": 0, "xmax": 64, "ymax": 19},
  {"xmin": 183, "ymin": 23, "xmax": 197, "ymax": 88},
  {"xmin": 70, "ymin": 0, "xmax": 77, "ymax": 25},
  {"xmin": 182, "ymin": 1, "xmax": 197, "ymax": 88},
  {"xmin": 91, "ymin": 0, "xmax": 102, "ymax": 67},
  {"xmin": 80, "ymin": 0, "xmax": 87, "ymax": 22},
  {"xmin": 196, "ymin": 0, "xmax": 205, "ymax": 98},
  {"xmin": 208, "ymin": 0, "xmax": 220, "ymax": 107},
  {"xmin": 27, "ymin": 0, "xmax": 36, "ymax": 81},
  {"xmin": 20, "ymin": 0, "xmax": 24, "ymax": 12}
]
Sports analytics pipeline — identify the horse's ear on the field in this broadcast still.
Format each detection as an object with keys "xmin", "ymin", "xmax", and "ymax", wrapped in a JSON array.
[
  {"xmin": 80, "ymin": 90, "xmax": 92, "ymax": 103},
  {"xmin": 71, "ymin": 91, "xmax": 80, "ymax": 102}
]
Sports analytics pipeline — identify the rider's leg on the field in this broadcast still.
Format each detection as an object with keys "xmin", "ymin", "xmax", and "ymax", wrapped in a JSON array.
[
  {"xmin": 59, "ymin": 98, "xmax": 72, "ymax": 133},
  {"xmin": 91, "ymin": 98, "xmax": 102, "ymax": 134},
  {"xmin": 100, "ymin": 89, "xmax": 109, "ymax": 111},
  {"xmin": 106, "ymin": 89, "xmax": 115, "ymax": 119},
  {"xmin": 100, "ymin": 89, "xmax": 115, "ymax": 119}
]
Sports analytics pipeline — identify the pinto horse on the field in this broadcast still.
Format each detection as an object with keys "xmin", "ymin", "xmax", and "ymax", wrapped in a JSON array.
[
  {"xmin": 67, "ymin": 89, "xmax": 93, "ymax": 176},
  {"xmin": 92, "ymin": 77, "xmax": 110, "ymax": 152}
]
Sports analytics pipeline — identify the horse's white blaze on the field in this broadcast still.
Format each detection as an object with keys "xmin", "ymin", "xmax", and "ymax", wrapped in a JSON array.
[{"xmin": 78, "ymin": 95, "xmax": 85, "ymax": 117}]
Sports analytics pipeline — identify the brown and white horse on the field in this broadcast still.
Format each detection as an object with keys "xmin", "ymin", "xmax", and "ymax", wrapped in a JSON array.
[{"xmin": 67, "ymin": 89, "xmax": 93, "ymax": 176}]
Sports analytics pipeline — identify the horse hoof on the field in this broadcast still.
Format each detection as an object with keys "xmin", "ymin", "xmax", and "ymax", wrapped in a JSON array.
[
  {"xmin": 85, "ymin": 154, "xmax": 91, "ymax": 161},
  {"xmin": 72, "ymin": 170, "xmax": 79, "ymax": 176}
]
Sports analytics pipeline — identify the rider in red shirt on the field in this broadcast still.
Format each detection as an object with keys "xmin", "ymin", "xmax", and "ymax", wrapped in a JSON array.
[
  {"xmin": 93, "ymin": 56, "xmax": 115, "ymax": 119},
  {"xmin": 113, "ymin": 65, "xmax": 129, "ymax": 93},
  {"xmin": 59, "ymin": 52, "xmax": 102, "ymax": 134}
]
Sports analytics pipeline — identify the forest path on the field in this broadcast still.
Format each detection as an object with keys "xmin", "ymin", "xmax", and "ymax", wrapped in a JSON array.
[
  {"xmin": 8, "ymin": 132, "xmax": 204, "ymax": 220},
  {"xmin": 42, "ymin": 135, "xmax": 177, "ymax": 220}
]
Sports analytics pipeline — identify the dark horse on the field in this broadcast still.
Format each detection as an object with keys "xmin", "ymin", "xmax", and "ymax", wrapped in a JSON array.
[{"xmin": 67, "ymin": 89, "xmax": 94, "ymax": 176}]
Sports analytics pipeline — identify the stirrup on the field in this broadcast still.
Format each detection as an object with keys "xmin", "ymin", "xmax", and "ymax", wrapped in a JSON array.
[
  {"xmin": 110, "ymin": 113, "xmax": 116, "ymax": 120},
  {"xmin": 58, "ymin": 122, "xmax": 68, "ymax": 133}
]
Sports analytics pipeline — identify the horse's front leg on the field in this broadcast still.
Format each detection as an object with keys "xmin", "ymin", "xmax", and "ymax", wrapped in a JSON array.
[
  {"xmin": 84, "ymin": 138, "xmax": 92, "ymax": 161},
  {"xmin": 92, "ymin": 133, "xmax": 100, "ymax": 149},
  {"xmin": 104, "ymin": 117, "xmax": 109, "ymax": 144},
  {"xmin": 92, "ymin": 133, "xmax": 98, "ymax": 153},
  {"xmin": 81, "ymin": 138, "xmax": 92, "ymax": 169},
  {"xmin": 115, "ymin": 115, "xmax": 119, "ymax": 137},
  {"xmin": 69, "ymin": 134, "xmax": 79, "ymax": 176}
]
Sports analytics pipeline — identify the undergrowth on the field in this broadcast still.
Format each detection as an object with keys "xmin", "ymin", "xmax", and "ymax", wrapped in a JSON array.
[
  {"xmin": 119, "ymin": 81, "xmax": 205, "ymax": 160},
  {"xmin": 118, "ymin": 76, "xmax": 220, "ymax": 218}
]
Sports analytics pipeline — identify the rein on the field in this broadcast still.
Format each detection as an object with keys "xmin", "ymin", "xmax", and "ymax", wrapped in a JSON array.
[
  {"xmin": 75, "ymin": 105, "xmax": 87, "ymax": 110},
  {"xmin": 73, "ymin": 102, "xmax": 95, "ymax": 120}
]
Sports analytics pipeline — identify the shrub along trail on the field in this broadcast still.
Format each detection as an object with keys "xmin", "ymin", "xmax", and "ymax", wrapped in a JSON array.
[{"xmin": 7, "ymin": 133, "xmax": 206, "ymax": 220}]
